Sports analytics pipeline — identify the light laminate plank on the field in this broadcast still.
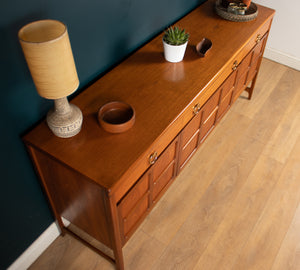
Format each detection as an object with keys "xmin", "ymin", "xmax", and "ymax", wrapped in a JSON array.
[
  {"xmin": 271, "ymin": 196, "xmax": 300, "ymax": 270},
  {"xmin": 123, "ymin": 227, "xmax": 166, "ymax": 270},
  {"xmin": 262, "ymin": 68, "xmax": 300, "ymax": 163},
  {"xmin": 193, "ymin": 154, "xmax": 283, "ymax": 270},
  {"xmin": 232, "ymin": 136, "xmax": 300, "ymax": 270}
]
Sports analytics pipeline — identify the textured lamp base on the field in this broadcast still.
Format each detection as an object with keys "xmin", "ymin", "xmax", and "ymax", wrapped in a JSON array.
[{"xmin": 47, "ymin": 97, "xmax": 83, "ymax": 138}]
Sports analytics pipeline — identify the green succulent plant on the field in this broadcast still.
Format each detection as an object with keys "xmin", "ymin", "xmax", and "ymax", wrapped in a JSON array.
[{"xmin": 163, "ymin": 26, "xmax": 189, "ymax": 46}]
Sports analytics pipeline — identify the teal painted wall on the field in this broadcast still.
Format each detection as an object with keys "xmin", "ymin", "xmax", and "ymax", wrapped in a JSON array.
[{"xmin": 0, "ymin": 0, "xmax": 206, "ymax": 268}]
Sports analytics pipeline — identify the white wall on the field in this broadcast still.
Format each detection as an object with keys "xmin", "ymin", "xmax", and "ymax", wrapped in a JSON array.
[{"xmin": 255, "ymin": 0, "xmax": 300, "ymax": 70}]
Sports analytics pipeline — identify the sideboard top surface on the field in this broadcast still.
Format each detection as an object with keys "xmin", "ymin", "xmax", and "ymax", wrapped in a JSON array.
[{"xmin": 24, "ymin": 0, "xmax": 275, "ymax": 190}]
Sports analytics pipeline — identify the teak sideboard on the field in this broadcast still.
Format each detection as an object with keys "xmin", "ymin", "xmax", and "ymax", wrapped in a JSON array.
[{"xmin": 23, "ymin": 1, "xmax": 275, "ymax": 269}]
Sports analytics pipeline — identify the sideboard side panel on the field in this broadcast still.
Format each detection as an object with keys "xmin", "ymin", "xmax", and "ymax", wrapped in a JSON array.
[{"xmin": 27, "ymin": 145, "xmax": 112, "ymax": 248}]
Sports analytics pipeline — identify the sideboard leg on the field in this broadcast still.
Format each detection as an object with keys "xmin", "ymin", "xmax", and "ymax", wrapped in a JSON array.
[
  {"xmin": 246, "ymin": 73, "xmax": 258, "ymax": 100},
  {"xmin": 106, "ymin": 192, "xmax": 125, "ymax": 270},
  {"xmin": 246, "ymin": 86, "xmax": 254, "ymax": 100}
]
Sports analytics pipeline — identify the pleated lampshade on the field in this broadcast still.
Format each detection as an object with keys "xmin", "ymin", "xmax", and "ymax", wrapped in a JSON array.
[{"xmin": 18, "ymin": 19, "xmax": 79, "ymax": 99}]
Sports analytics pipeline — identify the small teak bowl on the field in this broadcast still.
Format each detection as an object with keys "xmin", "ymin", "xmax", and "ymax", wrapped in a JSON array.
[
  {"xmin": 196, "ymin": 38, "xmax": 212, "ymax": 57},
  {"xmin": 98, "ymin": 101, "xmax": 135, "ymax": 133}
]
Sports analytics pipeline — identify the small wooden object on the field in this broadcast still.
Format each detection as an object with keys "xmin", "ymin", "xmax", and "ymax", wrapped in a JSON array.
[{"xmin": 196, "ymin": 38, "xmax": 212, "ymax": 57}]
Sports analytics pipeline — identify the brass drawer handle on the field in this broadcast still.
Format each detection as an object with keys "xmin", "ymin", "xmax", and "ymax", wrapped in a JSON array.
[
  {"xmin": 232, "ymin": 60, "xmax": 238, "ymax": 71},
  {"xmin": 256, "ymin": 34, "xmax": 262, "ymax": 44},
  {"xmin": 193, "ymin": 103, "xmax": 201, "ymax": 115},
  {"xmin": 149, "ymin": 151, "xmax": 158, "ymax": 165}
]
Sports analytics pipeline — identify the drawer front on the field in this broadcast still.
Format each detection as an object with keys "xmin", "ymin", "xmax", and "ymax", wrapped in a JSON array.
[
  {"xmin": 152, "ymin": 139, "xmax": 178, "ymax": 200},
  {"xmin": 202, "ymin": 89, "xmax": 221, "ymax": 121},
  {"xmin": 200, "ymin": 109, "xmax": 218, "ymax": 143},
  {"xmin": 118, "ymin": 173, "xmax": 149, "ymax": 219},
  {"xmin": 247, "ymin": 35, "xmax": 266, "ymax": 85},
  {"xmin": 252, "ymin": 37, "xmax": 264, "ymax": 63},
  {"xmin": 152, "ymin": 139, "xmax": 177, "ymax": 181},
  {"xmin": 180, "ymin": 112, "xmax": 202, "ymax": 147},
  {"xmin": 153, "ymin": 161, "xmax": 176, "ymax": 201},
  {"xmin": 122, "ymin": 194, "xmax": 149, "ymax": 237},
  {"xmin": 217, "ymin": 90, "xmax": 233, "ymax": 122},
  {"xmin": 238, "ymin": 51, "xmax": 252, "ymax": 76},
  {"xmin": 247, "ymin": 55, "xmax": 259, "ymax": 85},
  {"xmin": 233, "ymin": 70, "xmax": 248, "ymax": 102},
  {"xmin": 220, "ymin": 71, "xmax": 236, "ymax": 100},
  {"xmin": 179, "ymin": 130, "xmax": 200, "ymax": 169}
]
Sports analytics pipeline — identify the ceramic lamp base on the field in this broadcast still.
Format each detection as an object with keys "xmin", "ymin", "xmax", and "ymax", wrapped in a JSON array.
[{"xmin": 47, "ymin": 97, "xmax": 83, "ymax": 138}]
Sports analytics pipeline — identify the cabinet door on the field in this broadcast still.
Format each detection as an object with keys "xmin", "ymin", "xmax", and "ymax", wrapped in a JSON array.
[
  {"xmin": 232, "ymin": 51, "xmax": 252, "ymax": 102},
  {"xmin": 232, "ymin": 33, "xmax": 267, "ymax": 102},
  {"xmin": 117, "ymin": 137, "xmax": 178, "ymax": 243},
  {"xmin": 178, "ymin": 88, "xmax": 221, "ymax": 172},
  {"xmin": 152, "ymin": 138, "xmax": 178, "ymax": 202},
  {"xmin": 216, "ymin": 71, "xmax": 236, "ymax": 122},
  {"xmin": 199, "ymin": 89, "xmax": 221, "ymax": 143},
  {"xmin": 118, "ymin": 172, "xmax": 150, "ymax": 243},
  {"xmin": 178, "ymin": 111, "xmax": 202, "ymax": 170},
  {"xmin": 247, "ymin": 34, "xmax": 266, "ymax": 85}
]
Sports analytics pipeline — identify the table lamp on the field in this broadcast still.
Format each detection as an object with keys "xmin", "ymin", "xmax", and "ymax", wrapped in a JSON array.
[{"xmin": 18, "ymin": 19, "xmax": 83, "ymax": 138}]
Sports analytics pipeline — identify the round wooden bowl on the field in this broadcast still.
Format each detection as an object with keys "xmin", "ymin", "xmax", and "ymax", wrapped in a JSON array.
[{"xmin": 98, "ymin": 101, "xmax": 135, "ymax": 133}]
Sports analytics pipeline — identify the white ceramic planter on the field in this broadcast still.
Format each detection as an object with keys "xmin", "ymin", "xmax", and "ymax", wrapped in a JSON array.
[{"xmin": 163, "ymin": 40, "xmax": 188, "ymax": 63}]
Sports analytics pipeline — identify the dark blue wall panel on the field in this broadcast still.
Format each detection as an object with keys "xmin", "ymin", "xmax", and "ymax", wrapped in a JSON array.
[{"xmin": 0, "ymin": 0, "xmax": 206, "ymax": 268}]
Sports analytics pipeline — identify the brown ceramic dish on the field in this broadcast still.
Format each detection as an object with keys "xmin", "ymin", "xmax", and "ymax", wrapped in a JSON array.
[
  {"xmin": 98, "ymin": 101, "xmax": 135, "ymax": 133},
  {"xmin": 196, "ymin": 38, "xmax": 212, "ymax": 57}
]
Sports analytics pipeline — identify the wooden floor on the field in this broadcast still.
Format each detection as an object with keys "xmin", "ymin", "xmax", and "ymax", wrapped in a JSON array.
[{"xmin": 29, "ymin": 59, "xmax": 300, "ymax": 270}]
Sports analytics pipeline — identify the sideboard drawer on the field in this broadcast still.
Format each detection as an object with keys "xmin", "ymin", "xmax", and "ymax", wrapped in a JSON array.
[
  {"xmin": 247, "ymin": 34, "xmax": 266, "ymax": 85},
  {"xmin": 202, "ymin": 89, "xmax": 220, "ymax": 121},
  {"xmin": 118, "ymin": 173, "xmax": 149, "ymax": 220},
  {"xmin": 122, "ymin": 194, "xmax": 149, "ymax": 238},
  {"xmin": 118, "ymin": 172, "xmax": 150, "ymax": 242},
  {"xmin": 238, "ymin": 51, "xmax": 252, "ymax": 76},
  {"xmin": 179, "ymin": 130, "xmax": 199, "ymax": 169},
  {"xmin": 152, "ymin": 138, "xmax": 178, "ymax": 200},
  {"xmin": 152, "ymin": 139, "xmax": 177, "ymax": 181},
  {"xmin": 153, "ymin": 160, "xmax": 176, "ymax": 201},
  {"xmin": 180, "ymin": 112, "xmax": 202, "ymax": 147},
  {"xmin": 220, "ymin": 70, "xmax": 236, "ymax": 100},
  {"xmin": 199, "ymin": 108, "xmax": 218, "ymax": 143},
  {"xmin": 217, "ymin": 90, "xmax": 232, "ymax": 121}
]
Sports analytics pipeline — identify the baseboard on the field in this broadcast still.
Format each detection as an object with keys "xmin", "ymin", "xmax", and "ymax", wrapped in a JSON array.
[
  {"xmin": 8, "ymin": 222, "xmax": 60, "ymax": 270},
  {"xmin": 263, "ymin": 47, "xmax": 300, "ymax": 71}
]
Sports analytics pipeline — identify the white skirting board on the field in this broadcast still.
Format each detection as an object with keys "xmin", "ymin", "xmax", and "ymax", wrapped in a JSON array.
[
  {"xmin": 263, "ymin": 47, "xmax": 300, "ymax": 71},
  {"xmin": 7, "ymin": 222, "xmax": 60, "ymax": 270}
]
